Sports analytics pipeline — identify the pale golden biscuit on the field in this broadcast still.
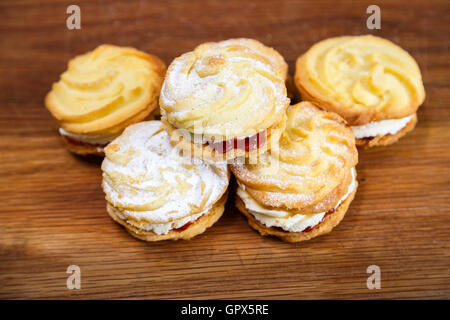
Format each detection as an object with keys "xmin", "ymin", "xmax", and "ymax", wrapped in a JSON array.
[
  {"xmin": 295, "ymin": 35, "xmax": 425, "ymax": 147},
  {"xmin": 101, "ymin": 121, "xmax": 230, "ymax": 241},
  {"xmin": 295, "ymin": 35, "xmax": 425, "ymax": 124},
  {"xmin": 225, "ymin": 38, "xmax": 295, "ymax": 100},
  {"xmin": 107, "ymin": 191, "xmax": 227, "ymax": 241},
  {"xmin": 232, "ymin": 102, "xmax": 358, "ymax": 210},
  {"xmin": 60, "ymin": 103, "xmax": 160, "ymax": 156},
  {"xmin": 46, "ymin": 44, "xmax": 166, "ymax": 155},
  {"xmin": 234, "ymin": 167, "xmax": 357, "ymax": 242},
  {"xmin": 231, "ymin": 102, "xmax": 358, "ymax": 242},
  {"xmin": 160, "ymin": 38, "xmax": 290, "ymax": 161},
  {"xmin": 224, "ymin": 38, "xmax": 295, "ymax": 99},
  {"xmin": 60, "ymin": 135, "xmax": 105, "ymax": 156},
  {"xmin": 222, "ymin": 38, "xmax": 289, "ymax": 82},
  {"xmin": 286, "ymin": 167, "xmax": 353, "ymax": 215}
]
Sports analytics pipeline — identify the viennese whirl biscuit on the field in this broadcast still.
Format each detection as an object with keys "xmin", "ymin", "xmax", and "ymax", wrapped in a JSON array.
[
  {"xmin": 232, "ymin": 102, "xmax": 358, "ymax": 242},
  {"xmin": 160, "ymin": 38, "xmax": 290, "ymax": 161},
  {"xmin": 295, "ymin": 35, "xmax": 425, "ymax": 148},
  {"xmin": 45, "ymin": 45, "xmax": 166, "ymax": 155},
  {"xmin": 101, "ymin": 121, "xmax": 229, "ymax": 241}
]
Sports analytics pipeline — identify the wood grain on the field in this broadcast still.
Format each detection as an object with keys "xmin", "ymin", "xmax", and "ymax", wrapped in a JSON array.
[{"xmin": 0, "ymin": 0, "xmax": 449, "ymax": 299}]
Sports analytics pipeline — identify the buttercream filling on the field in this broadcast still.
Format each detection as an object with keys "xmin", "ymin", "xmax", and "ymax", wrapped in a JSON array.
[
  {"xmin": 351, "ymin": 115, "xmax": 413, "ymax": 139},
  {"xmin": 111, "ymin": 205, "xmax": 208, "ymax": 235},
  {"xmin": 237, "ymin": 168, "xmax": 356, "ymax": 232},
  {"xmin": 59, "ymin": 128, "xmax": 119, "ymax": 145}
]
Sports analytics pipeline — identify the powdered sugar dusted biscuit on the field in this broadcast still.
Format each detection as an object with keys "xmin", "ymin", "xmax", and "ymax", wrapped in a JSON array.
[
  {"xmin": 101, "ymin": 121, "xmax": 229, "ymax": 241},
  {"xmin": 232, "ymin": 102, "xmax": 357, "ymax": 210},
  {"xmin": 160, "ymin": 38, "xmax": 290, "ymax": 161},
  {"xmin": 232, "ymin": 102, "xmax": 358, "ymax": 243}
]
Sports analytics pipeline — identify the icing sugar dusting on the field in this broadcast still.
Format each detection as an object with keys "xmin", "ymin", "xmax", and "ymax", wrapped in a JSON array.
[
  {"xmin": 231, "ymin": 102, "xmax": 358, "ymax": 207},
  {"xmin": 102, "ymin": 121, "xmax": 229, "ymax": 224},
  {"xmin": 159, "ymin": 39, "xmax": 290, "ymax": 138}
]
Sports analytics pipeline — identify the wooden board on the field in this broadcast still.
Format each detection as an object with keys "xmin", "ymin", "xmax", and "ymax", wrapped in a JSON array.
[{"xmin": 0, "ymin": 0, "xmax": 449, "ymax": 299}]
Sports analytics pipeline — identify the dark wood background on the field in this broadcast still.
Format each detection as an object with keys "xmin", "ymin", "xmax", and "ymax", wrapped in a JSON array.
[{"xmin": 0, "ymin": 0, "xmax": 449, "ymax": 299}]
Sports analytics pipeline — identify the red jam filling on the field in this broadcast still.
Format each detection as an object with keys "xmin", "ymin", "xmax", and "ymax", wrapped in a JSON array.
[
  {"xmin": 301, "ymin": 208, "xmax": 335, "ymax": 232},
  {"xmin": 174, "ymin": 216, "xmax": 201, "ymax": 232},
  {"xmin": 206, "ymin": 131, "xmax": 267, "ymax": 154}
]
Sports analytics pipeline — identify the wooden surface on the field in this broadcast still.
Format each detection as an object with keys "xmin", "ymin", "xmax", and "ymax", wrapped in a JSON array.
[{"xmin": 0, "ymin": 0, "xmax": 449, "ymax": 299}]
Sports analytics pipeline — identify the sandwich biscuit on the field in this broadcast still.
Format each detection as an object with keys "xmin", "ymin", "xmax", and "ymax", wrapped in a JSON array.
[
  {"xmin": 46, "ymin": 44, "xmax": 166, "ymax": 155},
  {"xmin": 295, "ymin": 35, "xmax": 425, "ymax": 147},
  {"xmin": 101, "ymin": 121, "xmax": 230, "ymax": 241},
  {"xmin": 160, "ymin": 38, "xmax": 290, "ymax": 161},
  {"xmin": 231, "ymin": 102, "xmax": 358, "ymax": 242}
]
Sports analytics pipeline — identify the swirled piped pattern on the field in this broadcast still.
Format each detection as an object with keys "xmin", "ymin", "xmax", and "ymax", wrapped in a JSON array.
[
  {"xmin": 295, "ymin": 35, "xmax": 425, "ymax": 124},
  {"xmin": 232, "ymin": 102, "xmax": 358, "ymax": 208},
  {"xmin": 160, "ymin": 38, "xmax": 290, "ymax": 140},
  {"xmin": 101, "ymin": 121, "xmax": 229, "ymax": 225},
  {"xmin": 46, "ymin": 45, "xmax": 166, "ymax": 135}
]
